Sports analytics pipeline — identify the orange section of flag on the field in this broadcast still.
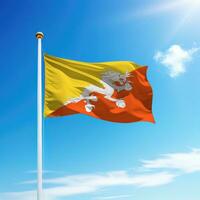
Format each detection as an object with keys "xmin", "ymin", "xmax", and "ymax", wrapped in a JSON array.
[{"xmin": 47, "ymin": 65, "xmax": 154, "ymax": 123}]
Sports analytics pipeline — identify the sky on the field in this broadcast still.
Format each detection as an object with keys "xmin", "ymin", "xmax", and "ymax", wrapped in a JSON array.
[{"xmin": 0, "ymin": 0, "xmax": 200, "ymax": 199}]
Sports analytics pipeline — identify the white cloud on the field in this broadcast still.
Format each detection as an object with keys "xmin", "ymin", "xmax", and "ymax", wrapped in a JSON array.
[
  {"xmin": 21, "ymin": 170, "xmax": 174, "ymax": 187},
  {"xmin": 154, "ymin": 44, "xmax": 199, "ymax": 77},
  {"xmin": 2, "ymin": 149, "xmax": 200, "ymax": 200},
  {"xmin": 0, "ymin": 171, "xmax": 175, "ymax": 200},
  {"xmin": 26, "ymin": 170, "xmax": 56, "ymax": 174},
  {"xmin": 143, "ymin": 149, "xmax": 200, "ymax": 173},
  {"xmin": 0, "ymin": 191, "xmax": 36, "ymax": 200},
  {"xmin": 94, "ymin": 194, "xmax": 132, "ymax": 199}
]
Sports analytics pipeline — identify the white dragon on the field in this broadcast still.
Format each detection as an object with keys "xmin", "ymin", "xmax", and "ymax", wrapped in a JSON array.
[{"xmin": 64, "ymin": 71, "xmax": 133, "ymax": 112}]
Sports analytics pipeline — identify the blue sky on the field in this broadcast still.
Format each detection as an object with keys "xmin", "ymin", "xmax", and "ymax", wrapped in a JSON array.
[{"xmin": 0, "ymin": 0, "xmax": 200, "ymax": 199}]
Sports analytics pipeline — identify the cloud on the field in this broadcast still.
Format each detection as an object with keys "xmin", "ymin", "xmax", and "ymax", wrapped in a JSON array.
[
  {"xmin": 154, "ymin": 44, "xmax": 199, "ymax": 77},
  {"xmin": 26, "ymin": 170, "xmax": 57, "ymax": 174},
  {"xmin": 0, "ymin": 191, "xmax": 36, "ymax": 200},
  {"xmin": 0, "ymin": 171, "xmax": 175, "ymax": 200},
  {"xmin": 142, "ymin": 149, "xmax": 200, "ymax": 173},
  {"xmin": 2, "ymin": 149, "xmax": 200, "ymax": 200},
  {"xmin": 94, "ymin": 194, "xmax": 132, "ymax": 199}
]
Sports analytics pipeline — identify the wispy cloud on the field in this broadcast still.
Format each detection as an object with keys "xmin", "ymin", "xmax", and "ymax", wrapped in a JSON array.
[
  {"xmin": 154, "ymin": 44, "xmax": 199, "ymax": 77},
  {"xmin": 94, "ymin": 194, "xmax": 132, "ymax": 199},
  {"xmin": 142, "ymin": 149, "xmax": 200, "ymax": 173},
  {"xmin": 23, "ymin": 170, "xmax": 175, "ymax": 187},
  {"xmin": 1, "ymin": 191, "xmax": 36, "ymax": 200},
  {"xmin": 1, "ymin": 171, "xmax": 175, "ymax": 200},
  {"xmin": 26, "ymin": 170, "xmax": 57, "ymax": 174},
  {"xmin": 1, "ymin": 149, "xmax": 200, "ymax": 200}
]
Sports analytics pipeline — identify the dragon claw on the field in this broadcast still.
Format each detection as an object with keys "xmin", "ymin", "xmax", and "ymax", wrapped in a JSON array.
[
  {"xmin": 116, "ymin": 100, "xmax": 126, "ymax": 108},
  {"xmin": 85, "ymin": 104, "xmax": 95, "ymax": 112}
]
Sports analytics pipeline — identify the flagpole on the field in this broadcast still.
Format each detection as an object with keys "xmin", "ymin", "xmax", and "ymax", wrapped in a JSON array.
[{"xmin": 36, "ymin": 32, "xmax": 44, "ymax": 200}]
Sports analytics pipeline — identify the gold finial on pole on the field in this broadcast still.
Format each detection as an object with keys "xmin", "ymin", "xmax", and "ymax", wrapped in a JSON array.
[{"xmin": 36, "ymin": 32, "xmax": 44, "ymax": 39}]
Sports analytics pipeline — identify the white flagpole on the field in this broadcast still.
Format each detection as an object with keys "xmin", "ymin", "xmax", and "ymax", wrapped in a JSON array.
[{"xmin": 36, "ymin": 32, "xmax": 44, "ymax": 200}]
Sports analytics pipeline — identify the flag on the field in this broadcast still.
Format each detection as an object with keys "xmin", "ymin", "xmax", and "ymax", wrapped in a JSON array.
[{"xmin": 44, "ymin": 54, "xmax": 154, "ymax": 123}]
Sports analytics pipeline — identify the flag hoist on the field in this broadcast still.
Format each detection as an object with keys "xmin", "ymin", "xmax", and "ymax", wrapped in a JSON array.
[
  {"xmin": 36, "ymin": 32, "xmax": 44, "ymax": 200},
  {"xmin": 35, "ymin": 30, "xmax": 154, "ymax": 200}
]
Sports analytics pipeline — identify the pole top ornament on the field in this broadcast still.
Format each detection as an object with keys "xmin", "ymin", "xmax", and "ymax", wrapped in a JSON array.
[{"xmin": 36, "ymin": 32, "xmax": 44, "ymax": 39}]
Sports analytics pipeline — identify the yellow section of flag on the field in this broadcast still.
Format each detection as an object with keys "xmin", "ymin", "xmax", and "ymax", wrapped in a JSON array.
[{"xmin": 44, "ymin": 54, "xmax": 142, "ymax": 116}]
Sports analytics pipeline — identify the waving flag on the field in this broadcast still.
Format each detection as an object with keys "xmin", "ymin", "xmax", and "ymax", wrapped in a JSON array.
[{"xmin": 44, "ymin": 54, "xmax": 154, "ymax": 123}]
